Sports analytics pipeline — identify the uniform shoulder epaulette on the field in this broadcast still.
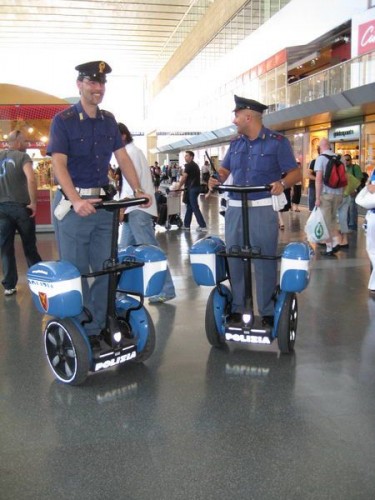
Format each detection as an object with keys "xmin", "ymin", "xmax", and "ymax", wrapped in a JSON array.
[
  {"xmin": 101, "ymin": 109, "xmax": 115, "ymax": 119},
  {"xmin": 60, "ymin": 106, "xmax": 77, "ymax": 120},
  {"xmin": 269, "ymin": 131, "xmax": 284, "ymax": 141}
]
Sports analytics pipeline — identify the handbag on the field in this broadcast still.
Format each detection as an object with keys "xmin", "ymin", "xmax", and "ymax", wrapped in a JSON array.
[
  {"xmin": 355, "ymin": 187, "xmax": 375, "ymax": 210},
  {"xmin": 304, "ymin": 207, "xmax": 330, "ymax": 243}
]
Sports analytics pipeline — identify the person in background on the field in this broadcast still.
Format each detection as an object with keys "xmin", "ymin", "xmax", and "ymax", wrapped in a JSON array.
[
  {"xmin": 314, "ymin": 137, "xmax": 344, "ymax": 257},
  {"xmin": 278, "ymin": 171, "xmax": 291, "ymax": 230},
  {"xmin": 170, "ymin": 163, "xmax": 179, "ymax": 183},
  {"xmin": 177, "ymin": 150, "xmax": 207, "ymax": 232},
  {"xmin": 307, "ymin": 146, "xmax": 320, "ymax": 212},
  {"xmin": 209, "ymin": 95, "xmax": 300, "ymax": 327},
  {"xmin": 117, "ymin": 122, "xmax": 176, "ymax": 304},
  {"xmin": 153, "ymin": 161, "xmax": 161, "ymax": 191},
  {"xmin": 0, "ymin": 130, "xmax": 42, "ymax": 296},
  {"xmin": 47, "ymin": 60, "xmax": 151, "ymax": 337},
  {"xmin": 337, "ymin": 155, "xmax": 360, "ymax": 249},
  {"xmin": 345, "ymin": 154, "xmax": 363, "ymax": 230},
  {"xmin": 291, "ymin": 161, "xmax": 302, "ymax": 212},
  {"xmin": 361, "ymin": 170, "xmax": 375, "ymax": 294},
  {"xmin": 201, "ymin": 160, "xmax": 210, "ymax": 184}
]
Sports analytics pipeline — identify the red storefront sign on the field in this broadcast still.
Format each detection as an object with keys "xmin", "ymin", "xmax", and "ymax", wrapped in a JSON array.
[{"xmin": 358, "ymin": 19, "xmax": 375, "ymax": 56}]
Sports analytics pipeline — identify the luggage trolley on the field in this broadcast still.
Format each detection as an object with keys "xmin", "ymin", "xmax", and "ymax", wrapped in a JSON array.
[
  {"xmin": 156, "ymin": 187, "xmax": 184, "ymax": 230},
  {"xmin": 189, "ymin": 184, "xmax": 312, "ymax": 353},
  {"xmin": 27, "ymin": 197, "xmax": 167, "ymax": 385}
]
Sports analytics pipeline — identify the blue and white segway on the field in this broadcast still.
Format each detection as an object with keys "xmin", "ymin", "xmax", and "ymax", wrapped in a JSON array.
[
  {"xmin": 27, "ymin": 198, "xmax": 167, "ymax": 385},
  {"xmin": 190, "ymin": 184, "xmax": 312, "ymax": 354}
]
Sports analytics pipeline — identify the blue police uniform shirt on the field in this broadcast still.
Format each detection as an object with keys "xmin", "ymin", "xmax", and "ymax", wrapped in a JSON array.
[
  {"xmin": 47, "ymin": 101, "xmax": 123, "ymax": 188},
  {"xmin": 222, "ymin": 127, "xmax": 296, "ymax": 200}
]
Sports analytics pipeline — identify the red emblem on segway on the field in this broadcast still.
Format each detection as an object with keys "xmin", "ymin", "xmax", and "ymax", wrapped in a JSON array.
[{"xmin": 38, "ymin": 292, "xmax": 49, "ymax": 312}]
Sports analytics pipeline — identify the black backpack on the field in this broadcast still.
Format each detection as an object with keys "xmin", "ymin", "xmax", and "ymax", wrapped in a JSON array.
[{"xmin": 322, "ymin": 154, "xmax": 347, "ymax": 188}]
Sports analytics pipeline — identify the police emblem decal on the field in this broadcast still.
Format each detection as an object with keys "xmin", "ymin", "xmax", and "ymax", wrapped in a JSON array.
[{"xmin": 39, "ymin": 292, "xmax": 49, "ymax": 312}]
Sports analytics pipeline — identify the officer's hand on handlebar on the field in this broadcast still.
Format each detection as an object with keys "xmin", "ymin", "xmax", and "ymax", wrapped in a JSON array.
[
  {"xmin": 139, "ymin": 193, "xmax": 152, "ymax": 208},
  {"xmin": 270, "ymin": 180, "xmax": 285, "ymax": 196},
  {"xmin": 208, "ymin": 175, "xmax": 220, "ymax": 192},
  {"xmin": 73, "ymin": 198, "xmax": 102, "ymax": 217}
]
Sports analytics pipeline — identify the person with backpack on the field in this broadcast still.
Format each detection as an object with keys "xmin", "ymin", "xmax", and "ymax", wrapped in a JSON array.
[{"xmin": 314, "ymin": 137, "xmax": 346, "ymax": 257}]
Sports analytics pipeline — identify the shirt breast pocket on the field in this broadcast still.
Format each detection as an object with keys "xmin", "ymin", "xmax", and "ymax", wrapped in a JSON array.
[
  {"xmin": 97, "ymin": 132, "xmax": 116, "ymax": 155},
  {"xmin": 70, "ymin": 135, "xmax": 92, "ymax": 157}
]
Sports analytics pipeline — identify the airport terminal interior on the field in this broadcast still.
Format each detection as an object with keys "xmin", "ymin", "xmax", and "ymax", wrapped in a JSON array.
[
  {"xmin": 2, "ymin": 197, "xmax": 375, "ymax": 499},
  {"xmin": 1, "ymin": 0, "xmax": 375, "ymax": 498}
]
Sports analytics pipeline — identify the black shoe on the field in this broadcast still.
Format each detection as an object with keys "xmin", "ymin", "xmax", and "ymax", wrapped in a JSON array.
[
  {"xmin": 332, "ymin": 245, "xmax": 341, "ymax": 253},
  {"xmin": 320, "ymin": 250, "xmax": 336, "ymax": 257},
  {"xmin": 228, "ymin": 312, "xmax": 242, "ymax": 324},
  {"xmin": 262, "ymin": 315, "xmax": 274, "ymax": 327},
  {"xmin": 340, "ymin": 244, "xmax": 349, "ymax": 249}
]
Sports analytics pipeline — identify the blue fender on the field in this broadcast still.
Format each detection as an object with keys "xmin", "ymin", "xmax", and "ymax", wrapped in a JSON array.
[
  {"xmin": 116, "ymin": 296, "xmax": 150, "ymax": 353},
  {"xmin": 272, "ymin": 290, "xmax": 288, "ymax": 340},
  {"xmin": 211, "ymin": 285, "xmax": 232, "ymax": 335}
]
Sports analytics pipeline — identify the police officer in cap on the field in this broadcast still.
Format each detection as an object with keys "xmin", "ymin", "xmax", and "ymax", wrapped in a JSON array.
[
  {"xmin": 209, "ymin": 95, "xmax": 301, "ymax": 327},
  {"xmin": 47, "ymin": 61, "xmax": 151, "ymax": 337}
]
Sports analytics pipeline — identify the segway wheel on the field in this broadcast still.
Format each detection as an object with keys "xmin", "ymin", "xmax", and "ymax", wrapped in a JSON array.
[
  {"xmin": 133, "ymin": 309, "xmax": 156, "ymax": 363},
  {"xmin": 205, "ymin": 289, "xmax": 226, "ymax": 348},
  {"xmin": 44, "ymin": 319, "xmax": 90, "ymax": 385},
  {"xmin": 277, "ymin": 292, "xmax": 298, "ymax": 354}
]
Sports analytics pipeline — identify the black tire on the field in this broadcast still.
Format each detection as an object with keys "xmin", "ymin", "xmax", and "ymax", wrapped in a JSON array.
[
  {"xmin": 44, "ymin": 319, "xmax": 90, "ymax": 385},
  {"xmin": 205, "ymin": 289, "xmax": 226, "ymax": 348},
  {"xmin": 132, "ymin": 308, "xmax": 156, "ymax": 363},
  {"xmin": 277, "ymin": 293, "xmax": 298, "ymax": 354}
]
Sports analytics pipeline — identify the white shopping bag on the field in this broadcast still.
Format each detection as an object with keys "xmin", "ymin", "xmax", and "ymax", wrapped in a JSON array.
[{"xmin": 304, "ymin": 207, "xmax": 329, "ymax": 243}]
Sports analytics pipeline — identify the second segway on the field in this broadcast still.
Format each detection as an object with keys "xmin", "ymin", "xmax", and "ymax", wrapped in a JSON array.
[{"xmin": 190, "ymin": 184, "xmax": 312, "ymax": 354}]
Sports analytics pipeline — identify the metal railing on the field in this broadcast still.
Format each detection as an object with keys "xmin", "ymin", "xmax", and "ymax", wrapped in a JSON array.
[{"xmin": 270, "ymin": 50, "xmax": 375, "ymax": 111}]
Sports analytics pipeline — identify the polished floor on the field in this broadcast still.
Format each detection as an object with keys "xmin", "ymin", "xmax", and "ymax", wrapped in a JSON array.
[{"xmin": 1, "ymin": 195, "xmax": 375, "ymax": 500}]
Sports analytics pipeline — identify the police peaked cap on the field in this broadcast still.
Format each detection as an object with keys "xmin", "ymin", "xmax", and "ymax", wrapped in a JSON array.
[
  {"xmin": 75, "ymin": 61, "xmax": 112, "ymax": 83},
  {"xmin": 233, "ymin": 95, "xmax": 268, "ymax": 113}
]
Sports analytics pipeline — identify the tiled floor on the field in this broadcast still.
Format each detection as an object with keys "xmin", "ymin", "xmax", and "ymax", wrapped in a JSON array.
[{"xmin": 1, "ymin": 195, "xmax": 375, "ymax": 499}]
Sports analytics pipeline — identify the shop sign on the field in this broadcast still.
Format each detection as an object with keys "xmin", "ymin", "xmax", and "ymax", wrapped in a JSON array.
[
  {"xmin": 358, "ymin": 19, "xmax": 375, "ymax": 56},
  {"xmin": 328, "ymin": 125, "xmax": 360, "ymax": 142}
]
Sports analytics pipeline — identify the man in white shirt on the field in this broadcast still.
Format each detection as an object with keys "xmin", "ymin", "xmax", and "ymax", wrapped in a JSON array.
[{"xmin": 117, "ymin": 123, "xmax": 176, "ymax": 303}]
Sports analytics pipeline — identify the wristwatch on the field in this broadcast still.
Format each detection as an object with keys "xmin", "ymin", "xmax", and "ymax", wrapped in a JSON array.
[{"xmin": 133, "ymin": 187, "xmax": 145, "ymax": 196}]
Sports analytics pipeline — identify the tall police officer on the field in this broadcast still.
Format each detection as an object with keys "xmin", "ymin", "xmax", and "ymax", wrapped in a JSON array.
[
  {"xmin": 47, "ymin": 60, "xmax": 151, "ymax": 336},
  {"xmin": 209, "ymin": 95, "xmax": 301, "ymax": 326}
]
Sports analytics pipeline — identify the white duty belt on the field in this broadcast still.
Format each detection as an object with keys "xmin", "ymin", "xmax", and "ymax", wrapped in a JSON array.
[
  {"xmin": 228, "ymin": 198, "xmax": 273, "ymax": 208},
  {"xmin": 57, "ymin": 186, "xmax": 106, "ymax": 197}
]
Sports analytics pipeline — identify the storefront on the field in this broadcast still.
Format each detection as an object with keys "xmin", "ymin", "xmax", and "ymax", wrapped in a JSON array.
[
  {"xmin": 0, "ymin": 83, "xmax": 70, "ymax": 231},
  {"xmin": 328, "ymin": 124, "xmax": 361, "ymax": 164},
  {"xmin": 362, "ymin": 115, "xmax": 375, "ymax": 176}
]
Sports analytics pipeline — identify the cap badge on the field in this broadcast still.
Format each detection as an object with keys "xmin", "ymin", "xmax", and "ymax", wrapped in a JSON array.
[{"xmin": 99, "ymin": 62, "xmax": 106, "ymax": 73}]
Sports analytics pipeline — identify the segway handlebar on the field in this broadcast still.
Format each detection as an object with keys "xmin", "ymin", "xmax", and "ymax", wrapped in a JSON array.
[
  {"xmin": 214, "ymin": 184, "xmax": 272, "ymax": 194},
  {"xmin": 165, "ymin": 187, "xmax": 186, "ymax": 194},
  {"xmin": 93, "ymin": 196, "xmax": 149, "ymax": 210}
]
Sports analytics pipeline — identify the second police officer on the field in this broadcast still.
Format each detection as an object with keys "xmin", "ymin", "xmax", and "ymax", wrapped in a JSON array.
[{"xmin": 209, "ymin": 95, "xmax": 301, "ymax": 327}]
